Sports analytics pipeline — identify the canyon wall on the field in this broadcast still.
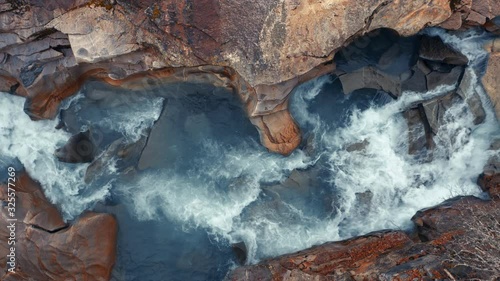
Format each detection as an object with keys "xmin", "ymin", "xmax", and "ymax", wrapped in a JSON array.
[{"xmin": 1, "ymin": 0, "xmax": 498, "ymax": 154}]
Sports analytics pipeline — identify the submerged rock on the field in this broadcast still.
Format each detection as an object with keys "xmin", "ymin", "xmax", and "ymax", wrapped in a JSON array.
[
  {"xmin": 232, "ymin": 242, "xmax": 248, "ymax": 265},
  {"xmin": 0, "ymin": 172, "xmax": 117, "ymax": 281},
  {"xmin": 422, "ymin": 92, "xmax": 459, "ymax": 134},
  {"xmin": 54, "ymin": 130, "xmax": 96, "ymax": 163},
  {"xmin": 403, "ymin": 107, "xmax": 434, "ymax": 156}
]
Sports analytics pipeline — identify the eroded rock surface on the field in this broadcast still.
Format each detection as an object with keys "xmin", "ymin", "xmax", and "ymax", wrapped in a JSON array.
[
  {"xmin": 0, "ymin": 172, "xmax": 117, "ymax": 281},
  {"xmin": 2, "ymin": 0, "xmax": 498, "ymax": 155}
]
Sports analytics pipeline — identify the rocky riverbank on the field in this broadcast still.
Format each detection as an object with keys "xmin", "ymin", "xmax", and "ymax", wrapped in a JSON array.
[
  {"xmin": 1, "ymin": 0, "xmax": 499, "ymax": 154},
  {"xmin": 0, "ymin": 172, "xmax": 117, "ymax": 281}
]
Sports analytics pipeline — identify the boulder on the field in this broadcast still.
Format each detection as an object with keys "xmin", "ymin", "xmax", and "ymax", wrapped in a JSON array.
[
  {"xmin": 0, "ymin": 172, "xmax": 117, "ymax": 281},
  {"xmin": 401, "ymin": 65, "xmax": 428, "ymax": 93},
  {"xmin": 338, "ymin": 66, "xmax": 401, "ymax": 97},
  {"xmin": 251, "ymin": 110, "xmax": 301, "ymax": 155},
  {"xmin": 54, "ymin": 130, "xmax": 97, "ymax": 163},
  {"xmin": 403, "ymin": 107, "xmax": 434, "ymax": 155},
  {"xmin": 421, "ymin": 93, "xmax": 458, "ymax": 134},
  {"xmin": 425, "ymin": 65, "xmax": 463, "ymax": 90},
  {"xmin": 457, "ymin": 68, "xmax": 487, "ymax": 124},
  {"xmin": 419, "ymin": 36, "xmax": 469, "ymax": 65}
]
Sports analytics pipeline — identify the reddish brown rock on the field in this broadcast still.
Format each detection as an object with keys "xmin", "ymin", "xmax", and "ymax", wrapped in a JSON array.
[
  {"xmin": 482, "ymin": 44, "xmax": 500, "ymax": 118},
  {"xmin": 251, "ymin": 110, "xmax": 301, "ymax": 155},
  {"xmin": 0, "ymin": 172, "xmax": 117, "ymax": 281},
  {"xmin": 1, "ymin": 0, "xmax": 482, "ymax": 155},
  {"xmin": 230, "ymin": 196, "xmax": 500, "ymax": 281},
  {"xmin": 441, "ymin": 0, "xmax": 500, "ymax": 29}
]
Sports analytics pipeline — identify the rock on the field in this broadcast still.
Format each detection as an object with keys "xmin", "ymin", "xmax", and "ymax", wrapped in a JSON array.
[
  {"xmin": 403, "ymin": 107, "xmax": 434, "ymax": 155},
  {"xmin": 482, "ymin": 50, "xmax": 500, "ymax": 118},
  {"xmin": 442, "ymin": 0, "xmax": 500, "ymax": 29},
  {"xmin": 401, "ymin": 65, "xmax": 428, "ymax": 93},
  {"xmin": 338, "ymin": 66, "xmax": 401, "ymax": 97},
  {"xmin": 346, "ymin": 139, "xmax": 369, "ymax": 152},
  {"xmin": 54, "ymin": 130, "xmax": 96, "ymax": 163},
  {"xmin": 230, "ymin": 196, "xmax": 500, "ymax": 280},
  {"xmin": 0, "ymin": 173, "xmax": 66, "ymax": 232},
  {"xmin": 251, "ymin": 110, "xmax": 301, "ymax": 155},
  {"xmin": 425, "ymin": 65, "xmax": 463, "ymax": 90},
  {"xmin": 232, "ymin": 242, "xmax": 248, "ymax": 265},
  {"xmin": 477, "ymin": 139, "xmax": 500, "ymax": 199},
  {"xmin": 419, "ymin": 36, "xmax": 469, "ymax": 65},
  {"xmin": 439, "ymin": 11, "xmax": 463, "ymax": 30},
  {"xmin": 457, "ymin": 68, "xmax": 486, "ymax": 124},
  {"xmin": 86, "ymin": 136, "xmax": 147, "ymax": 183},
  {"xmin": 422, "ymin": 93, "xmax": 458, "ymax": 134},
  {"xmin": 0, "ymin": 172, "xmax": 117, "ymax": 281},
  {"xmin": 478, "ymin": 171, "xmax": 500, "ymax": 199},
  {"xmin": 484, "ymin": 17, "xmax": 500, "ymax": 34}
]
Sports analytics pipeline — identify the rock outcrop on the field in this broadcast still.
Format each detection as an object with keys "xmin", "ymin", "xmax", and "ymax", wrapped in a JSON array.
[
  {"xmin": 0, "ymin": 172, "xmax": 117, "ymax": 281},
  {"xmin": 483, "ymin": 38, "xmax": 500, "ymax": 118},
  {"xmin": 229, "ymin": 195, "xmax": 500, "ymax": 281},
  {"xmin": 1, "ymin": 0, "xmax": 499, "ymax": 155}
]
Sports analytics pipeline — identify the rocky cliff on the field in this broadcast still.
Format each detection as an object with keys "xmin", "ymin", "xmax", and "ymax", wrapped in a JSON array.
[{"xmin": 1, "ymin": 0, "xmax": 499, "ymax": 154}]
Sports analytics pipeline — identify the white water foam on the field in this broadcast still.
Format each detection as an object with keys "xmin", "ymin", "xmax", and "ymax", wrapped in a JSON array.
[
  {"xmin": 1, "ymin": 28, "xmax": 497, "ymax": 268},
  {"xmin": 0, "ymin": 92, "xmax": 163, "ymax": 219},
  {"xmin": 120, "ymin": 29, "xmax": 498, "ymax": 264}
]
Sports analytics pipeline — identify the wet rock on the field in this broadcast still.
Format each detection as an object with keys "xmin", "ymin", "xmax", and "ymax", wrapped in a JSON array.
[
  {"xmin": 85, "ymin": 136, "xmax": 147, "ymax": 183},
  {"xmin": 484, "ymin": 16, "xmax": 500, "ymax": 34},
  {"xmin": 54, "ymin": 130, "xmax": 96, "ymax": 163},
  {"xmin": 421, "ymin": 93, "xmax": 457, "ymax": 134},
  {"xmin": 403, "ymin": 107, "xmax": 434, "ymax": 155},
  {"xmin": 419, "ymin": 36, "xmax": 469, "ymax": 66},
  {"xmin": 401, "ymin": 65, "xmax": 428, "ymax": 93},
  {"xmin": 232, "ymin": 242, "xmax": 248, "ymax": 265},
  {"xmin": 338, "ymin": 66, "xmax": 401, "ymax": 97},
  {"xmin": 425, "ymin": 65, "xmax": 463, "ymax": 90},
  {"xmin": 346, "ymin": 139, "xmax": 369, "ymax": 152},
  {"xmin": 230, "ymin": 231, "xmax": 413, "ymax": 280},
  {"xmin": 230, "ymin": 195, "xmax": 500, "ymax": 281},
  {"xmin": 457, "ymin": 68, "xmax": 486, "ymax": 124},
  {"xmin": 0, "ymin": 172, "xmax": 117, "ymax": 281},
  {"xmin": 478, "ymin": 171, "xmax": 500, "ymax": 199},
  {"xmin": 478, "ymin": 139, "xmax": 500, "ymax": 199},
  {"xmin": 0, "ymin": 173, "xmax": 66, "ymax": 232}
]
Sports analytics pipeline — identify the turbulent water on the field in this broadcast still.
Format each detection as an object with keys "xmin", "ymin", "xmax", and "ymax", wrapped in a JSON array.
[{"xmin": 0, "ymin": 28, "xmax": 498, "ymax": 280}]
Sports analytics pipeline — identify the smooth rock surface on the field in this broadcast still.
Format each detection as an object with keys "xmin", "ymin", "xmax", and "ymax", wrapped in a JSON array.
[{"xmin": 0, "ymin": 172, "xmax": 117, "ymax": 281}]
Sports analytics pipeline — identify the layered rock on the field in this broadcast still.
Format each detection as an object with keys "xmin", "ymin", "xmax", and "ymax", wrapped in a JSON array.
[
  {"xmin": 0, "ymin": 172, "xmax": 117, "ymax": 281},
  {"xmin": 2, "ymin": 0, "xmax": 498, "ymax": 155}
]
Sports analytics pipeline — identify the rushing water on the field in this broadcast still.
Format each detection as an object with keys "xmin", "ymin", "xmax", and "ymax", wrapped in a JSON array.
[{"xmin": 0, "ymin": 28, "xmax": 499, "ymax": 280}]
